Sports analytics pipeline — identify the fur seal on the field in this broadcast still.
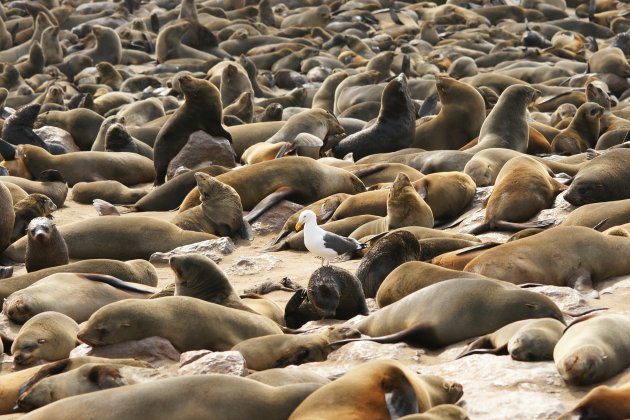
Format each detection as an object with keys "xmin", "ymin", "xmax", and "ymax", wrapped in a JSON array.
[
  {"xmin": 25, "ymin": 217, "xmax": 69, "ymax": 272},
  {"xmin": 551, "ymin": 102, "xmax": 604, "ymax": 154},
  {"xmin": 105, "ymin": 123, "xmax": 153, "ymax": 159},
  {"xmin": 398, "ymin": 405, "xmax": 470, "ymax": 420},
  {"xmin": 356, "ymin": 231, "xmax": 422, "ymax": 299},
  {"xmin": 289, "ymin": 359, "xmax": 463, "ymax": 419},
  {"xmin": 247, "ymin": 369, "xmax": 330, "ymax": 387},
  {"xmin": 152, "ymin": 75, "xmax": 232, "ymax": 185},
  {"xmin": 463, "ymin": 85, "xmax": 540, "ymax": 153},
  {"xmin": 0, "ymin": 182, "xmax": 14, "ymax": 252},
  {"xmin": 19, "ymin": 375, "xmax": 319, "ymax": 420},
  {"xmin": 346, "ymin": 278, "xmax": 563, "ymax": 349},
  {"xmin": 77, "ymin": 296, "xmax": 283, "ymax": 352},
  {"xmin": 179, "ymin": 157, "xmax": 366, "ymax": 218},
  {"xmin": 554, "ymin": 313, "xmax": 630, "ymax": 385},
  {"xmin": 11, "ymin": 193, "xmax": 56, "ymax": 242},
  {"xmin": 171, "ymin": 173, "xmax": 245, "ymax": 237},
  {"xmin": 464, "ymin": 226, "xmax": 630, "ymax": 293},
  {"xmin": 12, "ymin": 311, "xmax": 79, "ymax": 366},
  {"xmin": 36, "ymin": 108, "xmax": 104, "ymax": 151},
  {"xmin": 169, "ymin": 254, "xmax": 283, "ymax": 325},
  {"xmin": 413, "ymin": 75, "xmax": 486, "ymax": 150},
  {"xmin": 304, "ymin": 265, "xmax": 369, "ymax": 319},
  {"xmin": 457, "ymin": 318, "xmax": 565, "ymax": 361},
  {"xmin": 561, "ymin": 381, "xmax": 630, "ymax": 420},
  {"xmin": 466, "ymin": 156, "xmax": 566, "ymax": 234},
  {"xmin": 13, "ymin": 144, "xmax": 155, "ymax": 187},
  {"xmin": 3, "ymin": 215, "xmax": 219, "ymax": 262},
  {"xmin": 332, "ymin": 74, "xmax": 416, "ymax": 160},
  {"xmin": 71, "ymin": 181, "xmax": 147, "ymax": 205},
  {"xmin": 3, "ymin": 273, "xmax": 156, "ymax": 324},
  {"xmin": 564, "ymin": 149, "xmax": 630, "ymax": 206},
  {"xmin": 2, "ymin": 104, "xmax": 52, "ymax": 152},
  {"xmin": 233, "ymin": 325, "xmax": 360, "ymax": 371},
  {"xmin": 561, "ymin": 198, "xmax": 630, "ymax": 231},
  {"xmin": 0, "ymin": 169, "xmax": 68, "ymax": 208}
]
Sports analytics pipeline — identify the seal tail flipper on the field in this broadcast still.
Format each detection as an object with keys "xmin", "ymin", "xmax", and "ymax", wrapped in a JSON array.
[
  {"xmin": 331, "ymin": 322, "xmax": 437, "ymax": 348},
  {"xmin": 244, "ymin": 186, "xmax": 294, "ymax": 223},
  {"xmin": 93, "ymin": 199, "xmax": 120, "ymax": 216},
  {"xmin": 240, "ymin": 218, "xmax": 254, "ymax": 240},
  {"xmin": 465, "ymin": 219, "xmax": 555, "ymax": 235},
  {"xmin": 455, "ymin": 346, "xmax": 506, "ymax": 359},
  {"xmin": 453, "ymin": 241, "xmax": 501, "ymax": 255},
  {"xmin": 455, "ymin": 335, "xmax": 506, "ymax": 359},
  {"xmin": 77, "ymin": 273, "xmax": 156, "ymax": 293}
]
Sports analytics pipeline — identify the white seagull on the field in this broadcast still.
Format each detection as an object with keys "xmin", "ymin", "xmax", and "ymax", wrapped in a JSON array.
[{"xmin": 295, "ymin": 210, "xmax": 366, "ymax": 265}]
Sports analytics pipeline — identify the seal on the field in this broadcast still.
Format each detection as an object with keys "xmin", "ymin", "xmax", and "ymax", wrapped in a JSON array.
[
  {"xmin": 464, "ymin": 226, "xmax": 630, "ymax": 294},
  {"xmin": 90, "ymin": 115, "xmax": 124, "ymax": 152},
  {"xmin": 561, "ymin": 198, "xmax": 630, "ymax": 231},
  {"xmin": 24, "ymin": 217, "xmax": 69, "ymax": 273},
  {"xmin": 304, "ymin": 265, "xmax": 369, "ymax": 319},
  {"xmin": 13, "ymin": 144, "xmax": 155, "ymax": 187},
  {"xmin": 355, "ymin": 231, "xmax": 422, "ymax": 298},
  {"xmin": 332, "ymin": 74, "xmax": 416, "ymax": 160},
  {"xmin": 105, "ymin": 123, "xmax": 154, "ymax": 159},
  {"xmin": 561, "ymin": 382, "xmax": 630, "ymax": 420},
  {"xmin": 2, "ymin": 104, "xmax": 52, "ymax": 152},
  {"xmin": 71, "ymin": 181, "xmax": 147, "ymax": 205},
  {"xmin": 171, "ymin": 172, "xmax": 245, "ymax": 237},
  {"xmin": 169, "ymin": 253, "xmax": 284, "ymax": 325},
  {"xmin": 0, "ymin": 169, "xmax": 68, "ymax": 208},
  {"xmin": 77, "ymin": 296, "xmax": 283, "ymax": 352},
  {"xmin": 349, "ymin": 173, "xmax": 433, "ymax": 239},
  {"xmin": 0, "ymin": 182, "xmax": 14, "ymax": 252},
  {"xmin": 11, "ymin": 311, "xmax": 79, "ymax": 366},
  {"xmin": 466, "ymin": 156, "xmax": 566, "ymax": 234},
  {"xmin": 153, "ymin": 75, "xmax": 232, "ymax": 185},
  {"xmin": 398, "ymin": 405, "xmax": 470, "ymax": 420},
  {"xmin": 457, "ymin": 318, "xmax": 566, "ymax": 361},
  {"xmin": 413, "ymin": 75, "xmax": 486, "ymax": 150},
  {"xmin": 0, "ymin": 259, "xmax": 157, "ymax": 300},
  {"xmin": 11, "ymin": 193, "xmax": 56, "ymax": 242},
  {"xmin": 2, "ymin": 273, "xmax": 156, "ymax": 324},
  {"xmin": 551, "ymin": 102, "xmax": 604, "ymax": 154},
  {"xmin": 36, "ymin": 107, "xmax": 104, "ymax": 151},
  {"xmin": 554, "ymin": 313, "xmax": 630, "ymax": 385},
  {"xmin": 247, "ymin": 369, "xmax": 330, "ymax": 387},
  {"xmin": 342, "ymin": 278, "xmax": 563, "ymax": 349},
  {"xmin": 3, "ymin": 215, "xmax": 219, "ymax": 262},
  {"xmin": 289, "ymin": 359, "xmax": 463, "ymax": 419},
  {"xmin": 375, "ymin": 261, "xmax": 489, "ymax": 307},
  {"xmin": 346, "ymin": 163, "xmax": 425, "ymax": 187},
  {"xmin": 463, "ymin": 85, "xmax": 540, "ymax": 153},
  {"xmin": 18, "ymin": 375, "xmax": 320, "ymax": 420},
  {"xmin": 233, "ymin": 325, "xmax": 360, "ymax": 371},
  {"xmin": 564, "ymin": 149, "xmax": 630, "ymax": 206},
  {"xmin": 179, "ymin": 157, "xmax": 366, "ymax": 218}
]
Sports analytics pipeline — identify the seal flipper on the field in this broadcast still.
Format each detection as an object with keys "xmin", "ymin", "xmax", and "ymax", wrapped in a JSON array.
[
  {"xmin": 0, "ymin": 138, "xmax": 16, "ymax": 160},
  {"xmin": 93, "ymin": 199, "xmax": 121, "ymax": 216},
  {"xmin": 77, "ymin": 273, "xmax": 157, "ymax": 293},
  {"xmin": 455, "ymin": 336, "xmax": 506, "ymax": 359},
  {"xmin": 244, "ymin": 186, "xmax": 295, "ymax": 223},
  {"xmin": 240, "ymin": 218, "xmax": 254, "ymax": 240},
  {"xmin": 332, "ymin": 322, "xmax": 439, "ymax": 348},
  {"xmin": 384, "ymin": 371, "xmax": 419, "ymax": 419},
  {"xmin": 465, "ymin": 219, "xmax": 555, "ymax": 235}
]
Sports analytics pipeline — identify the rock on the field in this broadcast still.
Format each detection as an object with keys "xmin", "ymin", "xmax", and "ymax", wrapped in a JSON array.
[
  {"xmin": 249, "ymin": 200, "xmax": 303, "ymax": 235},
  {"xmin": 178, "ymin": 350, "xmax": 247, "ymax": 376},
  {"xmin": 35, "ymin": 126, "xmax": 80, "ymax": 153},
  {"xmin": 527, "ymin": 285, "xmax": 594, "ymax": 315},
  {"xmin": 70, "ymin": 336, "xmax": 180, "ymax": 367},
  {"xmin": 226, "ymin": 255, "xmax": 281, "ymax": 276},
  {"xmin": 149, "ymin": 237, "xmax": 236, "ymax": 264},
  {"xmin": 167, "ymin": 131, "xmax": 236, "ymax": 179}
]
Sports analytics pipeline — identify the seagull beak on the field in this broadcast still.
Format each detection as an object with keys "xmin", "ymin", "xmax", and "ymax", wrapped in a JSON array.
[{"xmin": 295, "ymin": 221, "xmax": 304, "ymax": 231}]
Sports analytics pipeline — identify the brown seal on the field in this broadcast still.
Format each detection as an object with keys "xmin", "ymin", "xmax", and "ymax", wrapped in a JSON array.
[
  {"xmin": 71, "ymin": 181, "xmax": 147, "ymax": 205},
  {"xmin": 171, "ymin": 173, "xmax": 245, "ymax": 237},
  {"xmin": 232, "ymin": 326, "xmax": 360, "ymax": 371},
  {"xmin": 561, "ymin": 382, "xmax": 630, "ymax": 420},
  {"xmin": 247, "ymin": 369, "xmax": 330, "ymax": 387},
  {"xmin": 356, "ymin": 231, "xmax": 422, "ymax": 299},
  {"xmin": 36, "ymin": 108, "xmax": 104, "ymax": 151},
  {"xmin": 11, "ymin": 193, "xmax": 56, "ymax": 242},
  {"xmin": 463, "ymin": 85, "xmax": 540, "ymax": 153},
  {"xmin": 551, "ymin": 102, "xmax": 604, "ymax": 155},
  {"xmin": 289, "ymin": 359, "xmax": 463, "ymax": 419},
  {"xmin": 25, "ymin": 217, "xmax": 69, "ymax": 272},
  {"xmin": 464, "ymin": 226, "xmax": 630, "ymax": 294},
  {"xmin": 0, "ymin": 182, "xmax": 14, "ymax": 252},
  {"xmin": 457, "ymin": 318, "xmax": 565, "ymax": 361},
  {"xmin": 398, "ymin": 405, "xmax": 470, "ymax": 420},
  {"xmin": 561, "ymin": 198, "xmax": 630, "ymax": 231},
  {"xmin": 0, "ymin": 169, "xmax": 68, "ymax": 208},
  {"xmin": 153, "ymin": 75, "xmax": 232, "ymax": 185},
  {"xmin": 12, "ymin": 311, "xmax": 79, "ymax": 366},
  {"xmin": 466, "ymin": 156, "xmax": 566, "ymax": 234},
  {"xmin": 18, "ymin": 375, "xmax": 319, "ymax": 420},
  {"xmin": 77, "ymin": 296, "xmax": 283, "ymax": 352},
  {"xmin": 554, "ymin": 313, "xmax": 630, "ymax": 385},
  {"xmin": 413, "ymin": 75, "xmax": 486, "ymax": 150},
  {"xmin": 2, "ymin": 273, "xmax": 156, "ymax": 324},
  {"xmin": 343, "ymin": 278, "xmax": 562, "ymax": 349},
  {"xmin": 13, "ymin": 144, "xmax": 155, "ymax": 187}
]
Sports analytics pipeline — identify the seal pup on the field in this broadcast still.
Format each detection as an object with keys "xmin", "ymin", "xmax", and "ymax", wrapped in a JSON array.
[
  {"xmin": 77, "ymin": 296, "xmax": 283, "ymax": 352},
  {"xmin": 152, "ymin": 75, "xmax": 232, "ymax": 185},
  {"xmin": 12, "ymin": 311, "xmax": 79, "ymax": 366},
  {"xmin": 303, "ymin": 265, "xmax": 369, "ymax": 319},
  {"xmin": 71, "ymin": 181, "xmax": 147, "ymax": 205},
  {"xmin": 551, "ymin": 102, "xmax": 604, "ymax": 154},
  {"xmin": 554, "ymin": 313, "xmax": 630, "ymax": 385},
  {"xmin": 456, "ymin": 318, "xmax": 565, "ymax": 361},
  {"xmin": 12, "ymin": 193, "xmax": 56, "ymax": 242},
  {"xmin": 25, "ymin": 217, "xmax": 69, "ymax": 272}
]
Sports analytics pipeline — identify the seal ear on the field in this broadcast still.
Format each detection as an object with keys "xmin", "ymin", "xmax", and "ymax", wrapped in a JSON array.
[{"xmin": 88, "ymin": 365, "xmax": 127, "ymax": 389}]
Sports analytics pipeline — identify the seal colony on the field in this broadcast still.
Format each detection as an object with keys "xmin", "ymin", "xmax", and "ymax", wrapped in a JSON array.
[{"xmin": 0, "ymin": 0, "xmax": 628, "ymax": 418}]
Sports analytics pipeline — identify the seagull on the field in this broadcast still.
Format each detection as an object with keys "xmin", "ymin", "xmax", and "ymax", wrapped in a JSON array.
[{"xmin": 295, "ymin": 210, "xmax": 367, "ymax": 265}]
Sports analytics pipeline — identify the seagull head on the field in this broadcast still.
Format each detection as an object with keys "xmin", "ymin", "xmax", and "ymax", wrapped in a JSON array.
[{"xmin": 295, "ymin": 209, "xmax": 316, "ymax": 232}]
